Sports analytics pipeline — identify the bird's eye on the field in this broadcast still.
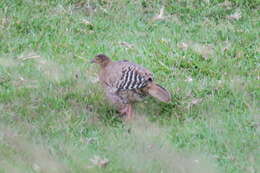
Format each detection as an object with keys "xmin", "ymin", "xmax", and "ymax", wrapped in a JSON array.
[{"xmin": 148, "ymin": 78, "xmax": 153, "ymax": 82}]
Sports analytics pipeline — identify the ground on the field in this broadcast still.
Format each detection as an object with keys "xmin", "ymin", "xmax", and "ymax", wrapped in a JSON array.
[{"xmin": 0, "ymin": 0, "xmax": 259, "ymax": 173}]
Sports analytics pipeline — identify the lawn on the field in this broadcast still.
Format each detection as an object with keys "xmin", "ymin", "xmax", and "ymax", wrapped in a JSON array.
[{"xmin": 0, "ymin": 0, "xmax": 259, "ymax": 172}]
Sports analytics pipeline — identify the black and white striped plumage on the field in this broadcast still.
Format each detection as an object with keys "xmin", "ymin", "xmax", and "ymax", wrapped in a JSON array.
[{"xmin": 116, "ymin": 61, "xmax": 153, "ymax": 91}]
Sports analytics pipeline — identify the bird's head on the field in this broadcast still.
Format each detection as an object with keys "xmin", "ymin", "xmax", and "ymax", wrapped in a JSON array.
[{"xmin": 91, "ymin": 54, "xmax": 111, "ymax": 67}]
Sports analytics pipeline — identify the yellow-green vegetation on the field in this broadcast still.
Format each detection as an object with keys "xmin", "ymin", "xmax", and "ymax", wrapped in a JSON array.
[{"xmin": 0, "ymin": 0, "xmax": 259, "ymax": 172}]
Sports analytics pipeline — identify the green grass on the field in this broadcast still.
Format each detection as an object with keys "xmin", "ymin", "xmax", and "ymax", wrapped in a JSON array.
[{"xmin": 0, "ymin": 0, "xmax": 259, "ymax": 172}]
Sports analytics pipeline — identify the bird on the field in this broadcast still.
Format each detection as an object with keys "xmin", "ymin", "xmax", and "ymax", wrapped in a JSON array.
[{"xmin": 91, "ymin": 54, "xmax": 171, "ymax": 120}]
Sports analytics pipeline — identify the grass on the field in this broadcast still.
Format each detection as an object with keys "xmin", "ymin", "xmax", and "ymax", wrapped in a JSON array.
[{"xmin": 0, "ymin": 0, "xmax": 259, "ymax": 172}]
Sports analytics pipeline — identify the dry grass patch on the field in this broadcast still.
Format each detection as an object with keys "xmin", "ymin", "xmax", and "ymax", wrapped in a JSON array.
[
  {"xmin": 103, "ymin": 116, "xmax": 218, "ymax": 173},
  {"xmin": 178, "ymin": 41, "xmax": 215, "ymax": 59},
  {"xmin": 0, "ymin": 126, "xmax": 68, "ymax": 173}
]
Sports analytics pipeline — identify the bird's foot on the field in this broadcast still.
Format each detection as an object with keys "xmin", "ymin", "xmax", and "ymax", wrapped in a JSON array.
[
  {"xmin": 120, "ymin": 106, "xmax": 128, "ymax": 116},
  {"xmin": 119, "ymin": 104, "xmax": 133, "ymax": 121}
]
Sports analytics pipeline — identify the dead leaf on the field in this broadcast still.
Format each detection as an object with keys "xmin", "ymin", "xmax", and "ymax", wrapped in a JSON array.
[
  {"xmin": 194, "ymin": 159, "xmax": 200, "ymax": 163},
  {"xmin": 32, "ymin": 163, "xmax": 41, "ymax": 172},
  {"xmin": 81, "ymin": 19, "xmax": 92, "ymax": 26},
  {"xmin": 99, "ymin": 6, "xmax": 108, "ymax": 14},
  {"xmin": 185, "ymin": 77, "xmax": 193, "ymax": 82},
  {"xmin": 18, "ymin": 52, "xmax": 41, "ymax": 61},
  {"xmin": 191, "ymin": 98, "xmax": 202, "ymax": 105},
  {"xmin": 219, "ymin": 0, "xmax": 233, "ymax": 9},
  {"xmin": 152, "ymin": 7, "xmax": 167, "ymax": 21},
  {"xmin": 90, "ymin": 155, "xmax": 109, "ymax": 167},
  {"xmin": 222, "ymin": 41, "xmax": 232, "ymax": 52},
  {"xmin": 227, "ymin": 10, "xmax": 242, "ymax": 20},
  {"xmin": 86, "ymin": 137, "xmax": 97, "ymax": 144},
  {"xmin": 160, "ymin": 38, "xmax": 170, "ymax": 44},
  {"xmin": 119, "ymin": 41, "xmax": 134, "ymax": 49},
  {"xmin": 178, "ymin": 42, "xmax": 189, "ymax": 50}
]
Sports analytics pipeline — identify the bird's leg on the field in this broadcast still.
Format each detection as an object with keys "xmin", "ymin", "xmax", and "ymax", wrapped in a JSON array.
[
  {"xmin": 119, "ymin": 104, "xmax": 133, "ymax": 121},
  {"xmin": 125, "ymin": 104, "xmax": 133, "ymax": 121},
  {"xmin": 119, "ymin": 105, "xmax": 129, "ymax": 116}
]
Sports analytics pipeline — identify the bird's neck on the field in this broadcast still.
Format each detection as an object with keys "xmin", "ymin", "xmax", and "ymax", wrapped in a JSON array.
[{"xmin": 100, "ymin": 60, "xmax": 112, "ymax": 68}]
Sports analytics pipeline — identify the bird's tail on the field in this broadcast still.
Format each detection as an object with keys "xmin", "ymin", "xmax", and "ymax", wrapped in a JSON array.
[{"xmin": 148, "ymin": 83, "xmax": 171, "ymax": 103}]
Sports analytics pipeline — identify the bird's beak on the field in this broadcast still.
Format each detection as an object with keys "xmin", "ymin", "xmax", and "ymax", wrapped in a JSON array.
[{"xmin": 90, "ymin": 59, "xmax": 96, "ymax": 64}]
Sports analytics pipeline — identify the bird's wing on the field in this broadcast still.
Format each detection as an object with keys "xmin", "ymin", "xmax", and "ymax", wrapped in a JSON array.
[{"xmin": 106, "ymin": 61, "xmax": 153, "ymax": 91}]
